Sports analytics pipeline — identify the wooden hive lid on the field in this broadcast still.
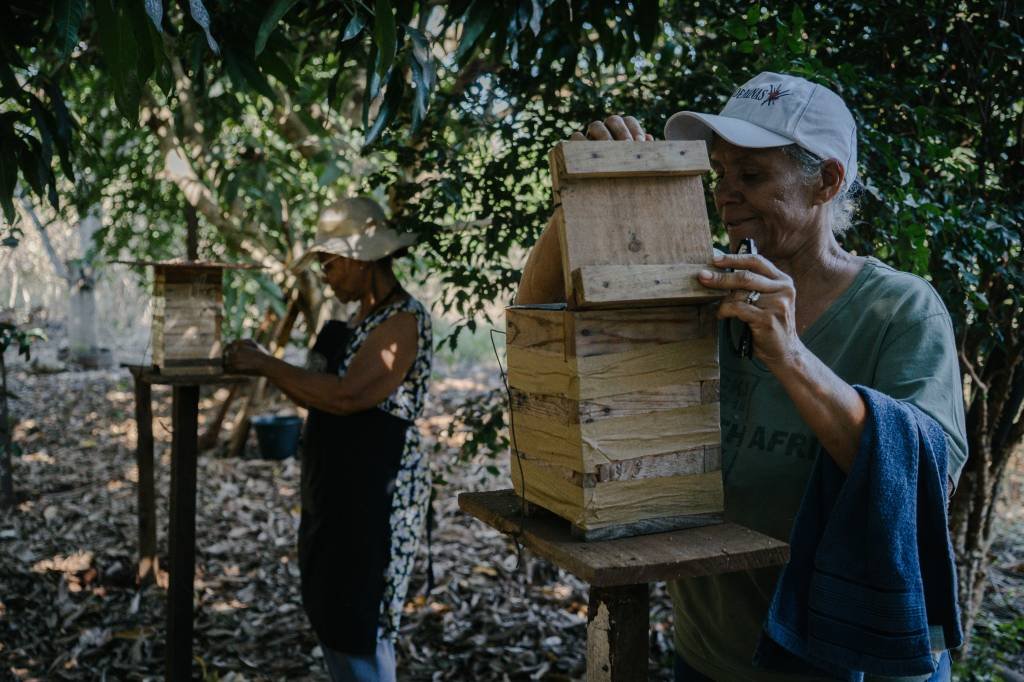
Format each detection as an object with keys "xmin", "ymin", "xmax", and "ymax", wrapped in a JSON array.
[{"xmin": 549, "ymin": 141, "xmax": 725, "ymax": 309}]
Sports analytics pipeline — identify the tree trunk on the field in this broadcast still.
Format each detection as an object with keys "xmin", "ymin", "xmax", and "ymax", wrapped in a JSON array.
[
  {"xmin": 67, "ymin": 207, "xmax": 103, "ymax": 366},
  {"xmin": 0, "ymin": 351, "xmax": 13, "ymax": 511},
  {"xmin": 950, "ymin": 356, "xmax": 1024, "ymax": 656}
]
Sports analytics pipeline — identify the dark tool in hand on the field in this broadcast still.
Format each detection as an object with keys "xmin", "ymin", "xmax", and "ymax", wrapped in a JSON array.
[{"xmin": 725, "ymin": 238, "xmax": 757, "ymax": 359}]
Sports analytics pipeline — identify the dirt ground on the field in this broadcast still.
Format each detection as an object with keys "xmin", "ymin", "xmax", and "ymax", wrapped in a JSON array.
[{"xmin": 0, "ymin": 366, "xmax": 1021, "ymax": 680}]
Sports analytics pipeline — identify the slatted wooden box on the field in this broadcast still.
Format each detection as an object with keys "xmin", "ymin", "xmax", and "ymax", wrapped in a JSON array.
[
  {"xmin": 507, "ymin": 141, "xmax": 727, "ymax": 540},
  {"xmin": 151, "ymin": 263, "xmax": 225, "ymax": 376}
]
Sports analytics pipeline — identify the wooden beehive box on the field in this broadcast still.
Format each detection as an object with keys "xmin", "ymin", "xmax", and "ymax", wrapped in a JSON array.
[
  {"xmin": 507, "ymin": 141, "xmax": 727, "ymax": 540},
  {"xmin": 151, "ymin": 263, "xmax": 225, "ymax": 376}
]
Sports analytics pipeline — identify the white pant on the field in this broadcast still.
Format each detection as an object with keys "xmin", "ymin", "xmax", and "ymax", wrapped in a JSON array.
[{"xmin": 321, "ymin": 635, "xmax": 396, "ymax": 682}]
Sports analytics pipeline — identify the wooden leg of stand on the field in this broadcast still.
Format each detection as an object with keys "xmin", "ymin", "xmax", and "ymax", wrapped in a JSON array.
[
  {"xmin": 134, "ymin": 377, "xmax": 157, "ymax": 584},
  {"xmin": 587, "ymin": 583, "xmax": 649, "ymax": 681},
  {"xmin": 166, "ymin": 385, "xmax": 199, "ymax": 681}
]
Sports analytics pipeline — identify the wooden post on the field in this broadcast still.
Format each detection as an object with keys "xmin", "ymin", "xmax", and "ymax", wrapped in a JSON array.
[
  {"xmin": 166, "ymin": 385, "xmax": 200, "ymax": 681},
  {"xmin": 587, "ymin": 584, "xmax": 649, "ymax": 681},
  {"xmin": 133, "ymin": 375, "xmax": 157, "ymax": 583},
  {"xmin": 185, "ymin": 203, "xmax": 199, "ymax": 261}
]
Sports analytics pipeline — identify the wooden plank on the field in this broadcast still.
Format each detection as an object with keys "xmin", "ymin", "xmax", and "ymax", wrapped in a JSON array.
[
  {"xmin": 593, "ymin": 445, "xmax": 715, "ymax": 482},
  {"xmin": 571, "ymin": 306, "xmax": 702, "ymax": 357},
  {"xmin": 158, "ymin": 266, "xmax": 224, "ymax": 285},
  {"xmin": 573, "ymin": 511, "xmax": 723, "ymax": 542},
  {"xmin": 701, "ymin": 380, "xmax": 720, "ymax": 404},
  {"xmin": 555, "ymin": 140, "xmax": 710, "ymax": 178},
  {"xmin": 587, "ymin": 584, "xmax": 649, "ymax": 681},
  {"xmin": 510, "ymin": 410, "xmax": 582, "ymax": 471},
  {"xmin": 507, "ymin": 346, "xmax": 576, "ymax": 397},
  {"xmin": 511, "ymin": 457, "xmax": 585, "ymax": 526},
  {"xmin": 458, "ymin": 490, "xmax": 789, "ymax": 586},
  {"xmin": 581, "ymin": 403, "xmax": 720, "ymax": 464},
  {"xmin": 572, "ymin": 264, "xmax": 727, "ymax": 308},
  {"xmin": 576, "ymin": 338, "xmax": 718, "ymax": 399},
  {"xmin": 505, "ymin": 307, "xmax": 567, "ymax": 354},
  {"xmin": 158, "ymin": 364, "xmax": 223, "ymax": 377},
  {"xmin": 586, "ymin": 472, "xmax": 724, "ymax": 528},
  {"xmin": 126, "ymin": 366, "xmax": 250, "ymax": 386},
  {"xmin": 578, "ymin": 383, "xmax": 703, "ymax": 422},
  {"xmin": 167, "ymin": 385, "xmax": 200, "ymax": 681},
  {"xmin": 510, "ymin": 389, "xmax": 577, "ymax": 426},
  {"xmin": 518, "ymin": 445, "xmax": 719, "ymax": 485},
  {"xmin": 557, "ymin": 175, "xmax": 713, "ymax": 303},
  {"xmin": 133, "ymin": 376, "xmax": 157, "ymax": 585}
]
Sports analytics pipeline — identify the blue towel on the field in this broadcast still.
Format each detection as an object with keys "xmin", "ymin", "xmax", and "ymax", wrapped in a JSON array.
[{"xmin": 754, "ymin": 385, "xmax": 963, "ymax": 680}]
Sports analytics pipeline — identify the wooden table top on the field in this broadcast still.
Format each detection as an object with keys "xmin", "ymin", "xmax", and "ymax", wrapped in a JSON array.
[
  {"xmin": 124, "ymin": 365, "xmax": 254, "ymax": 387},
  {"xmin": 458, "ymin": 489, "xmax": 789, "ymax": 587}
]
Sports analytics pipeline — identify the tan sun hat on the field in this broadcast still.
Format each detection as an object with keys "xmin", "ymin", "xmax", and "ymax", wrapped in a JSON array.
[{"xmin": 291, "ymin": 197, "xmax": 417, "ymax": 272}]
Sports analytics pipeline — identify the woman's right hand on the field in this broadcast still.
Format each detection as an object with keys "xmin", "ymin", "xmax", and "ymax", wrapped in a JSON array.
[{"xmin": 569, "ymin": 115, "xmax": 655, "ymax": 141}]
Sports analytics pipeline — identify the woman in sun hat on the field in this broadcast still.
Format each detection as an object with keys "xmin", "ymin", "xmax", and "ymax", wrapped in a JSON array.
[
  {"xmin": 518, "ymin": 73, "xmax": 966, "ymax": 681},
  {"xmin": 225, "ymin": 197, "xmax": 432, "ymax": 682}
]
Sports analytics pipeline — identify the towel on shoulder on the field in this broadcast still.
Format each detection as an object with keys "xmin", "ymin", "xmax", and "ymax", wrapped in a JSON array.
[{"xmin": 754, "ymin": 385, "xmax": 963, "ymax": 681}]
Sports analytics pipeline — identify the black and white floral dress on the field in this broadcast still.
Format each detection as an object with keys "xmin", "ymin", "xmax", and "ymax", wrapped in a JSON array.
[{"xmin": 298, "ymin": 295, "xmax": 432, "ymax": 656}]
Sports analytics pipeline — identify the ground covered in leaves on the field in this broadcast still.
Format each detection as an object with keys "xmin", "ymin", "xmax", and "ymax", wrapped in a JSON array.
[{"xmin": 1, "ymin": 366, "xmax": 1021, "ymax": 680}]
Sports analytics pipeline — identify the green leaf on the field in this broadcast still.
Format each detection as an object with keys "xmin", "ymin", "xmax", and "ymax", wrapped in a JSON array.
[
  {"xmin": 364, "ymin": 67, "xmax": 404, "ymax": 148},
  {"xmin": 791, "ymin": 5, "xmax": 805, "ymax": 32},
  {"xmin": 373, "ymin": 0, "xmax": 397, "ymax": 81},
  {"xmin": 342, "ymin": 13, "xmax": 367, "ymax": 42},
  {"xmin": 255, "ymin": 0, "xmax": 300, "ymax": 57},
  {"xmin": 224, "ymin": 47, "xmax": 276, "ymax": 102},
  {"xmin": 0, "ymin": 121, "xmax": 18, "ymax": 224},
  {"xmin": 317, "ymin": 163, "xmax": 343, "ymax": 187},
  {"xmin": 407, "ymin": 27, "xmax": 435, "ymax": 132},
  {"xmin": 54, "ymin": 0, "xmax": 86, "ymax": 58},
  {"xmin": 188, "ymin": 0, "xmax": 220, "ymax": 54},
  {"xmin": 144, "ymin": 0, "xmax": 163, "ymax": 32},
  {"xmin": 94, "ymin": 0, "xmax": 144, "ymax": 122},
  {"xmin": 453, "ymin": 0, "xmax": 491, "ymax": 63},
  {"xmin": 724, "ymin": 18, "xmax": 748, "ymax": 40},
  {"xmin": 636, "ymin": 0, "xmax": 658, "ymax": 50}
]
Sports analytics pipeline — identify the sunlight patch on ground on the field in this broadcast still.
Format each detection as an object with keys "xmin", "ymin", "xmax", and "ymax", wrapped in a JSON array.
[
  {"xmin": 31, "ymin": 550, "xmax": 93, "ymax": 574},
  {"xmin": 21, "ymin": 450, "xmax": 54, "ymax": 464}
]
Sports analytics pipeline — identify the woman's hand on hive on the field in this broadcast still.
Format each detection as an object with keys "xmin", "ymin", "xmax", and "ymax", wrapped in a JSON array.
[
  {"xmin": 569, "ymin": 115, "xmax": 655, "ymax": 141},
  {"xmin": 698, "ymin": 252, "xmax": 804, "ymax": 370},
  {"xmin": 223, "ymin": 339, "xmax": 270, "ymax": 375}
]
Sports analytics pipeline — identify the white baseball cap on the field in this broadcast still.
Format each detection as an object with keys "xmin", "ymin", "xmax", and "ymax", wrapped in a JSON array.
[
  {"xmin": 291, "ymin": 197, "xmax": 416, "ymax": 272},
  {"xmin": 664, "ymin": 72, "xmax": 858, "ymax": 189}
]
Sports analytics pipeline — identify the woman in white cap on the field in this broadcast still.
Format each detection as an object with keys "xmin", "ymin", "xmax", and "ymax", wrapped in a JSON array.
[
  {"xmin": 225, "ymin": 197, "xmax": 432, "ymax": 682},
  {"xmin": 518, "ymin": 73, "xmax": 965, "ymax": 681}
]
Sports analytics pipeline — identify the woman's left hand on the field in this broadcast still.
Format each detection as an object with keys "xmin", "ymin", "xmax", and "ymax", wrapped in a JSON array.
[
  {"xmin": 698, "ymin": 253, "xmax": 804, "ymax": 370},
  {"xmin": 223, "ymin": 339, "xmax": 270, "ymax": 375}
]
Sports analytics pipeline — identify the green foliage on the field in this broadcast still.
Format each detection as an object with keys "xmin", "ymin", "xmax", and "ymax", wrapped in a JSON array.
[
  {"xmin": 0, "ymin": 323, "xmax": 44, "ymax": 360},
  {"xmin": 953, "ymin": 615, "xmax": 1024, "ymax": 680}
]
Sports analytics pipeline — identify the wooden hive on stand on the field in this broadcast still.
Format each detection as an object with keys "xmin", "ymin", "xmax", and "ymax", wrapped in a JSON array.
[
  {"xmin": 506, "ymin": 141, "xmax": 727, "ymax": 540},
  {"xmin": 151, "ymin": 262, "xmax": 226, "ymax": 376}
]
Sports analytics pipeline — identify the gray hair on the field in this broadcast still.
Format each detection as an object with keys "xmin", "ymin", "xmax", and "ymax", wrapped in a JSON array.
[{"xmin": 781, "ymin": 144, "xmax": 859, "ymax": 235}]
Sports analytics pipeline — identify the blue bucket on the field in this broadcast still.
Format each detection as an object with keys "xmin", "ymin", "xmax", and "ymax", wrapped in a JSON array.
[{"xmin": 251, "ymin": 414, "xmax": 303, "ymax": 460}]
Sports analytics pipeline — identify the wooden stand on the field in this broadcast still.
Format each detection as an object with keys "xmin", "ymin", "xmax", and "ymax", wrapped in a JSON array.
[
  {"xmin": 459, "ymin": 490, "xmax": 788, "ymax": 680},
  {"xmin": 126, "ymin": 366, "xmax": 251, "ymax": 681}
]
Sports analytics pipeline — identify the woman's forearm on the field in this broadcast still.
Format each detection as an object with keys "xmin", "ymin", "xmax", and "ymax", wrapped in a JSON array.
[
  {"xmin": 259, "ymin": 356, "xmax": 356, "ymax": 415},
  {"xmin": 774, "ymin": 345, "xmax": 867, "ymax": 474}
]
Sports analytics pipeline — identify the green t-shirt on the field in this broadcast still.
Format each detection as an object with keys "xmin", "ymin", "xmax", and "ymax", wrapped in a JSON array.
[{"xmin": 670, "ymin": 257, "xmax": 968, "ymax": 681}]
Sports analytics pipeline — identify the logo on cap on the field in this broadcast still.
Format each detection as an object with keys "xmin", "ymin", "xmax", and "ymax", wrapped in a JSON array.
[
  {"xmin": 761, "ymin": 84, "xmax": 790, "ymax": 107},
  {"xmin": 731, "ymin": 83, "xmax": 791, "ymax": 107}
]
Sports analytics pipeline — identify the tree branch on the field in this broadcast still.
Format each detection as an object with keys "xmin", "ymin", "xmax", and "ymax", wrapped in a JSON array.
[{"xmin": 18, "ymin": 196, "xmax": 70, "ymax": 282}]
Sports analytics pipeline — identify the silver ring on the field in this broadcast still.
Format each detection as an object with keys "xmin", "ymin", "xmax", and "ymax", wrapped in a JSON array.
[{"xmin": 745, "ymin": 290, "xmax": 761, "ymax": 305}]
